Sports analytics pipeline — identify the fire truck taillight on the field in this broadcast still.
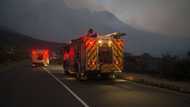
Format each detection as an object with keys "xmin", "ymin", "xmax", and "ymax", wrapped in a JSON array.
[
  {"xmin": 114, "ymin": 60, "xmax": 119, "ymax": 65},
  {"xmin": 88, "ymin": 60, "xmax": 96, "ymax": 66},
  {"xmin": 32, "ymin": 50, "xmax": 36, "ymax": 55},
  {"xmin": 92, "ymin": 61, "xmax": 96, "ymax": 65},
  {"xmin": 32, "ymin": 50, "xmax": 37, "ymax": 57},
  {"xmin": 89, "ymin": 41, "xmax": 93, "ymax": 45},
  {"xmin": 43, "ymin": 50, "xmax": 49, "ymax": 58}
]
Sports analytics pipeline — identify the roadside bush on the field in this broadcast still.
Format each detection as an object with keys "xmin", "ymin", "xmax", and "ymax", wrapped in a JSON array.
[
  {"xmin": 125, "ymin": 52, "xmax": 190, "ymax": 81},
  {"xmin": 0, "ymin": 50, "xmax": 7, "ymax": 63},
  {"xmin": 174, "ymin": 60, "xmax": 190, "ymax": 81}
]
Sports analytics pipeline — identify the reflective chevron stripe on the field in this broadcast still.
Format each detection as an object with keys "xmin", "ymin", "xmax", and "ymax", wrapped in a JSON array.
[
  {"xmin": 112, "ymin": 39, "xmax": 124, "ymax": 70},
  {"xmin": 85, "ymin": 38, "xmax": 97, "ymax": 70},
  {"xmin": 82, "ymin": 36, "xmax": 124, "ymax": 71}
]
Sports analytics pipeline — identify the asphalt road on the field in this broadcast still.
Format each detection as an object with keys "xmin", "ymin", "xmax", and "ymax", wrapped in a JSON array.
[{"xmin": 1, "ymin": 63, "xmax": 190, "ymax": 107}]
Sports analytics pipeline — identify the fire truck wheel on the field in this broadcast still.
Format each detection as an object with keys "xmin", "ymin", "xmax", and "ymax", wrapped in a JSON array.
[
  {"xmin": 101, "ymin": 73, "xmax": 117, "ymax": 80},
  {"xmin": 43, "ymin": 64, "xmax": 48, "ymax": 67},
  {"xmin": 63, "ymin": 68, "xmax": 69, "ymax": 75},
  {"xmin": 111, "ymin": 73, "xmax": 116, "ymax": 80},
  {"xmin": 63, "ymin": 65, "xmax": 69, "ymax": 75},
  {"xmin": 110, "ymin": 73, "xmax": 119, "ymax": 80},
  {"xmin": 64, "ymin": 70, "xmax": 69, "ymax": 75},
  {"xmin": 82, "ymin": 73, "xmax": 88, "ymax": 80},
  {"xmin": 76, "ymin": 72, "xmax": 82, "ymax": 80},
  {"xmin": 76, "ymin": 72, "xmax": 87, "ymax": 81},
  {"xmin": 101, "ymin": 74, "xmax": 109, "ymax": 79},
  {"xmin": 32, "ymin": 63, "xmax": 36, "ymax": 67}
]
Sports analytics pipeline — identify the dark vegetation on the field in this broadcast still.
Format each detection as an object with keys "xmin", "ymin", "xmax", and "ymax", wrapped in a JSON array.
[
  {"xmin": 0, "ymin": 28, "xmax": 63, "ymax": 64},
  {"xmin": 125, "ymin": 52, "xmax": 190, "ymax": 81}
]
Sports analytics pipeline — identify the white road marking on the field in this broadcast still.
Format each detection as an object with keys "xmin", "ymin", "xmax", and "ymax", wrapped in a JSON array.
[{"xmin": 43, "ymin": 68, "xmax": 89, "ymax": 107}]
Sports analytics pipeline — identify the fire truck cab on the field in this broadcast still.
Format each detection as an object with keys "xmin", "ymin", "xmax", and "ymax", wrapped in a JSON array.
[{"xmin": 31, "ymin": 49, "xmax": 50, "ymax": 67}]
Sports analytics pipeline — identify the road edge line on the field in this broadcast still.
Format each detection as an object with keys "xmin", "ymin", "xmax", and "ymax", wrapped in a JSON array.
[{"xmin": 43, "ymin": 68, "xmax": 89, "ymax": 107}]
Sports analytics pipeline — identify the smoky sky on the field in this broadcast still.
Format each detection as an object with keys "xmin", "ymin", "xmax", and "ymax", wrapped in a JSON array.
[
  {"xmin": 2, "ymin": 0, "xmax": 189, "ymax": 37},
  {"xmin": 0, "ymin": 0, "xmax": 190, "ymax": 56},
  {"xmin": 102, "ymin": 0, "xmax": 190, "ymax": 37},
  {"xmin": 65, "ymin": 0, "xmax": 190, "ymax": 37},
  {"xmin": 0, "ymin": 0, "xmax": 118, "ymax": 42}
]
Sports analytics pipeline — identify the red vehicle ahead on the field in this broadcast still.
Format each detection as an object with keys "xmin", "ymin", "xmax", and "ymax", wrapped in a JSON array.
[
  {"xmin": 62, "ymin": 32, "xmax": 125, "ymax": 80},
  {"xmin": 31, "ymin": 49, "xmax": 50, "ymax": 67}
]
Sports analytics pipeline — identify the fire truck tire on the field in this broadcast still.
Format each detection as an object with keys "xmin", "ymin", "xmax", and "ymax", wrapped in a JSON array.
[
  {"xmin": 101, "ymin": 74, "xmax": 109, "ymax": 79},
  {"xmin": 63, "ymin": 65, "xmax": 69, "ymax": 75},
  {"xmin": 110, "ymin": 73, "xmax": 120, "ymax": 80},
  {"xmin": 32, "ymin": 63, "xmax": 36, "ymax": 67},
  {"xmin": 43, "ymin": 63, "xmax": 48, "ymax": 67},
  {"xmin": 64, "ymin": 69, "xmax": 69, "ymax": 75},
  {"xmin": 101, "ymin": 73, "xmax": 117, "ymax": 80},
  {"xmin": 110, "ymin": 73, "xmax": 116, "ymax": 80},
  {"xmin": 76, "ymin": 72, "xmax": 82, "ymax": 80},
  {"xmin": 76, "ymin": 72, "xmax": 87, "ymax": 81}
]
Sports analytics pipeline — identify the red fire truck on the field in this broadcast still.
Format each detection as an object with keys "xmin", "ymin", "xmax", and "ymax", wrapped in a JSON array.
[
  {"xmin": 31, "ymin": 49, "xmax": 50, "ymax": 67},
  {"xmin": 63, "ymin": 32, "xmax": 125, "ymax": 80}
]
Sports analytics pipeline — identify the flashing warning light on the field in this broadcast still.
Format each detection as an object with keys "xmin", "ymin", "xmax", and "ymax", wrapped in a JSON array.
[
  {"xmin": 63, "ymin": 52, "xmax": 69, "ymax": 60},
  {"xmin": 108, "ymin": 40, "xmax": 112, "ymax": 47},
  {"xmin": 31, "ymin": 49, "xmax": 50, "ymax": 66},
  {"xmin": 117, "ymin": 41, "xmax": 122, "ymax": 46},
  {"xmin": 98, "ymin": 40, "xmax": 102, "ymax": 44},
  {"xmin": 43, "ymin": 50, "xmax": 49, "ymax": 59},
  {"xmin": 32, "ymin": 50, "xmax": 37, "ymax": 55},
  {"xmin": 89, "ymin": 41, "xmax": 94, "ymax": 45},
  {"xmin": 69, "ymin": 47, "xmax": 75, "ymax": 64}
]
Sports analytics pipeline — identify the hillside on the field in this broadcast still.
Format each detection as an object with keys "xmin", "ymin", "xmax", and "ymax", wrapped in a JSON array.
[
  {"xmin": 0, "ymin": 27, "xmax": 64, "ymax": 63},
  {"xmin": 0, "ymin": 27, "xmax": 63, "ymax": 50}
]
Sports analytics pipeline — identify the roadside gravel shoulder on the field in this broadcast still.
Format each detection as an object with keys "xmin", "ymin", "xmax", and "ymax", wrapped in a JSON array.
[{"xmin": 121, "ymin": 72, "xmax": 190, "ymax": 94}]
